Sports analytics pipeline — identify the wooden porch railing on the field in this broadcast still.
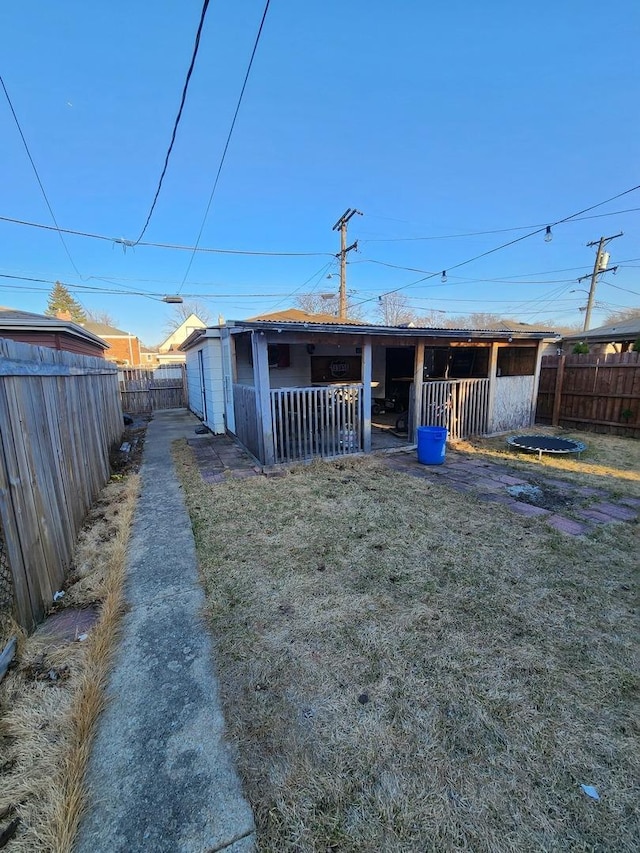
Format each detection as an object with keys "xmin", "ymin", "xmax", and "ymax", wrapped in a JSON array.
[
  {"xmin": 270, "ymin": 384, "xmax": 363, "ymax": 463},
  {"xmin": 419, "ymin": 378, "xmax": 489, "ymax": 439},
  {"xmin": 232, "ymin": 384, "xmax": 261, "ymax": 460}
]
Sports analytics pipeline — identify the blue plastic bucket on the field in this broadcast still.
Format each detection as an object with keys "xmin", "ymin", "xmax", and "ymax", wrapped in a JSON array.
[{"xmin": 416, "ymin": 426, "xmax": 448, "ymax": 465}]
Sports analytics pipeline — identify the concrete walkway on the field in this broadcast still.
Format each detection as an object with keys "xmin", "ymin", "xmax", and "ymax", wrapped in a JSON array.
[{"xmin": 76, "ymin": 410, "xmax": 255, "ymax": 853}]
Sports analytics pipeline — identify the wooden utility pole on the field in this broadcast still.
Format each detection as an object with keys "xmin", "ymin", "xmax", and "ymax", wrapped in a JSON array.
[
  {"xmin": 332, "ymin": 208, "xmax": 362, "ymax": 319},
  {"xmin": 580, "ymin": 232, "xmax": 623, "ymax": 331}
]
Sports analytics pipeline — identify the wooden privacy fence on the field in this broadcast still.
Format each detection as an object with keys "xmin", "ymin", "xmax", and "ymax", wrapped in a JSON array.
[
  {"xmin": 419, "ymin": 378, "xmax": 489, "ymax": 440},
  {"xmin": 119, "ymin": 365, "xmax": 186, "ymax": 413},
  {"xmin": 0, "ymin": 339, "xmax": 122, "ymax": 630},
  {"xmin": 536, "ymin": 351, "xmax": 640, "ymax": 436},
  {"xmin": 270, "ymin": 385, "xmax": 363, "ymax": 463}
]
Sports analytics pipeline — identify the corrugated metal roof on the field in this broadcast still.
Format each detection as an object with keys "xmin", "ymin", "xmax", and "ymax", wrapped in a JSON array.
[
  {"xmin": 228, "ymin": 319, "xmax": 557, "ymax": 340},
  {"xmin": 246, "ymin": 308, "xmax": 367, "ymax": 326},
  {"xmin": 563, "ymin": 316, "xmax": 640, "ymax": 341}
]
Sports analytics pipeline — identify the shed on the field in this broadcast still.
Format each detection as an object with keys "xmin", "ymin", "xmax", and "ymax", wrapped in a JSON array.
[{"xmin": 181, "ymin": 316, "xmax": 559, "ymax": 466}]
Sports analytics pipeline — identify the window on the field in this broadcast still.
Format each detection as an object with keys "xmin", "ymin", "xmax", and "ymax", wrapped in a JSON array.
[
  {"xmin": 424, "ymin": 346, "xmax": 489, "ymax": 379},
  {"xmin": 267, "ymin": 344, "xmax": 290, "ymax": 368},
  {"xmin": 497, "ymin": 346, "xmax": 536, "ymax": 376}
]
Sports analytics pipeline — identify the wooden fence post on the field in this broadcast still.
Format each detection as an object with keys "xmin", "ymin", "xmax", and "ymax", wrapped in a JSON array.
[{"xmin": 551, "ymin": 354, "xmax": 566, "ymax": 426}]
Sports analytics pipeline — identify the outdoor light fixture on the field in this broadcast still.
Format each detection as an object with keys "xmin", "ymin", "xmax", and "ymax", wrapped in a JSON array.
[
  {"xmin": 544, "ymin": 226, "xmax": 553, "ymax": 243},
  {"xmin": 441, "ymin": 270, "xmax": 447, "ymax": 282},
  {"xmin": 162, "ymin": 295, "xmax": 183, "ymax": 303}
]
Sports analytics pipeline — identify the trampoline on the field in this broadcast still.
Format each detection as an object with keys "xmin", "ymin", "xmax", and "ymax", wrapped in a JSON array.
[{"xmin": 506, "ymin": 434, "xmax": 586, "ymax": 460}]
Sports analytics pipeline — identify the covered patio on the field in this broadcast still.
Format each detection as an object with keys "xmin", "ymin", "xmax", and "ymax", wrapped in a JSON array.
[{"xmin": 182, "ymin": 318, "xmax": 556, "ymax": 466}]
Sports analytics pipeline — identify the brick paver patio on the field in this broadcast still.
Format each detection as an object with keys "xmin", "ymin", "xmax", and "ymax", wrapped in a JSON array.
[
  {"xmin": 186, "ymin": 431, "xmax": 638, "ymax": 538},
  {"xmin": 381, "ymin": 448, "xmax": 638, "ymax": 536}
]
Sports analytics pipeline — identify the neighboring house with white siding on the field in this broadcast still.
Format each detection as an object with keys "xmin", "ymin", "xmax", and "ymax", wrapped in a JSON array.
[{"xmin": 158, "ymin": 313, "xmax": 207, "ymax": 364}]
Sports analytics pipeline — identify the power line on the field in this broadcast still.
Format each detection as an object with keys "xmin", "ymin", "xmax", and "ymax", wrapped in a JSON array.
[
  {"xmin": 267, "ymin": 261, "xmax": 334, "ymax": 311},
  {"xmin": 360, "ymin": 256, "xmax": 590, "ymax": 283},
  {"xmin": 135, "ymin": 0, "xmax": 211, "ymax": 243},
  {"xmin": 0, "ymin": 214, "xmax": 331, "ymax": 256},
  {"xmin": 0, "ymin": 272, "xmax": 330, "ymax": 301},
  {"xmin": 352, "ymin": 184, "xmax": 640, "ymax": 307},
  {"xmin": 600, "ymin": 279, "xmax": 640, "ymax": 297},
  {"xmin": 0, "ymin": 74, "xmax": 83, "ymax": 278},
  {"xmin": 179, "ymin": 0, "xmax": 272, "ymax": 289},
  {"xmin": 362, "ymin": 206, "xmax": 640, "ymax": 242}
]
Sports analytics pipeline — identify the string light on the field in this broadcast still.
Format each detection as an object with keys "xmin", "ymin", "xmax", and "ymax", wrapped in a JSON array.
[
  {"xmin": 544, "ymin": 226, "xmax": 553, "ymax": 243},
  {"xmin": 441, "ymin": 270, "xmax": 447, "ymax": 282}
]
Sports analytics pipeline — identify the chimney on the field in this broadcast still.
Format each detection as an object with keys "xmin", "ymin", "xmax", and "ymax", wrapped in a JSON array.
[{"xmin": 56, "ymin": 310, "xmax": 72, "ymax": 321}]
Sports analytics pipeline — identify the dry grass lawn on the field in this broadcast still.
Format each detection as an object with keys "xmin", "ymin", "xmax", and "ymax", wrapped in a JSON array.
[
  {"xmin": 0, "ymin": 472, "xmax": 140, "ymax": 851},
  {"xmin": 174, "ymin": 440, "xmax": 639, "ymax": 853}
]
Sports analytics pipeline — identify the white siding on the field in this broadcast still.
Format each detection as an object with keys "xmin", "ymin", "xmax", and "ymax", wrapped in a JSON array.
[
  {"xmin": 236, "ymin": 340, "xmax": 364, "ymax": 389},
  {"xmin": 269, "ymin": 343, "xmax": 311, "ymax": 387},
  {"xmin": 235, "ymin": 335, "xmax": 254, "ymax": 385},
  {"xmin": 490, "ymin": 375, "xmax": 535, "ymax": 433},
  {"xmin": 185, "ymin": 339, "xmax": 225, "ymax": 433}
]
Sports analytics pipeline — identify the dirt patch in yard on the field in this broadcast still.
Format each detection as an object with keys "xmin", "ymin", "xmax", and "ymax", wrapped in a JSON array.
[{"xmin": 174, "ymin": 443, "xmax": 639, "ymax": 853}]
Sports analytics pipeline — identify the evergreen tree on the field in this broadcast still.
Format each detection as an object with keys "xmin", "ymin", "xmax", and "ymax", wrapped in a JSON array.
[{"xmin": 45, "ymin": 281, "xmax": 87, "ymax": 323}]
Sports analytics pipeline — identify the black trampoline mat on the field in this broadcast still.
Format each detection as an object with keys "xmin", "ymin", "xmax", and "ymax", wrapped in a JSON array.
[{"xmin": 507, "ymin": 435, "xmax": 586, "ymax": 454}]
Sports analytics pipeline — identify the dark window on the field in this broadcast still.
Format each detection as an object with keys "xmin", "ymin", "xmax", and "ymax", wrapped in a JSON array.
[
  {"xmin": 449, "ymin": 347, "xmax": 489, "ymax": 378},
  {"xmin": 497, "ymin": 346, "xmax": 537, "ymax": 376},
  {"xmin": 423, "ymin": 347, "xmax": 449, "ymax": 378},
  {"xmin": 424, "ymin": 346, "xmax": 489, "ymax": 379},
  {"xmin": 267, "ymin": 344, "xmax": 290, "ymax": 369}
]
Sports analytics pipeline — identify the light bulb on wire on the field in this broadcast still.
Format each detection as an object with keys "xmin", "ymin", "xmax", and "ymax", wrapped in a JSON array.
[
  {"xmin": 441, "ymin": 270, "xmax": 447, "ymax": 283},
  {"xmin": 544, "ymin": 226, "xmax": 553, "ymax": 243}
]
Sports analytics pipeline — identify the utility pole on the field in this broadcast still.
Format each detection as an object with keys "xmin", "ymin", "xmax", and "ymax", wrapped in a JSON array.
[
  {"xmin": 579, "ymin": 232, "xmax": 623, "ymax": 331},
  {"xmin": 332, "ymin": 208, "xmax": 363, "ymax": 319}
]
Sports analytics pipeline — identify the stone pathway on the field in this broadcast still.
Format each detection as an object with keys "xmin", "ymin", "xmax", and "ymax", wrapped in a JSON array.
[
  {"xmin": 381, "ymin": 449, "xmax": 639, "ymax": 536},
  {"xmin": 187, "ymin": 432, "xmax": 638, "ymax": 538},
  {"xmin": 186, "ymin": 434, "xmax": 261, "ymax": 483}
]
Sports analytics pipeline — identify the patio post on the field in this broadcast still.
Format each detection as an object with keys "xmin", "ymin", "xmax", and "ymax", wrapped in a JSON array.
[
  {"xmin": 487, "ymin": 342, "xmax": 499, "ymax": 433},
  {"xmin": 220, "ymin": 327, "xmax": 236, "ymax": 434},
  {"xmin": 531, "ymin": 340, "xmax": 546, "ymax": 426},
  {"xmin": 411, "ymin": 341, "xmax": 425, "ymax": 441},
  {"xmin": 362, "ymin": 337, "xmax": 372, "ymax": 452},
  {"xmin": 251, "ymin": 331, "xmax": 275, "ymax": 466}
]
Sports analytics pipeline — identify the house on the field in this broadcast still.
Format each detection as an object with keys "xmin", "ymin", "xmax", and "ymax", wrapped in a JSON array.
[
  {"xmin": 0, "ymin": 306, "xmax": 108, "ymax": 357},
  {"xmin": 81, "ymin": 321, "xmax": 143, "ymax": 366},
  {"xmin": 561, "ymin": 317, "xmax": 640, "ymax": 355},
  {"xmin": 157, "ymin": 313, "xmax": 207, "ymax": 365},
  {"xmin": 181, "ymin": 313, "xmax": 559, "ymax": 466},
  {"xmin": 140, "ymin": 345, "xmax": 160, "ymax": 366}
]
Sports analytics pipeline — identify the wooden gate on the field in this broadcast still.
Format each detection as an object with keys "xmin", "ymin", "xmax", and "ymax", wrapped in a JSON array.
[
  {"xmin": 119, "ymin": 366, "xmax": 187, "ymax": 413},
  {"xmin": 270, "ymin": 384, "xmax": 363, "ymax": 463},
  {"xmin": 419, "ymin": 378, "xmax": 489, "ymax": 440}
]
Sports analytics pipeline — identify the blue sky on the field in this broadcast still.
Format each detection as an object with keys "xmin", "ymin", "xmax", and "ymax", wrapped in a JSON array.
[{"xmin": 1, "ymin": 1, "xmax": 639, "ymax": 345}]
